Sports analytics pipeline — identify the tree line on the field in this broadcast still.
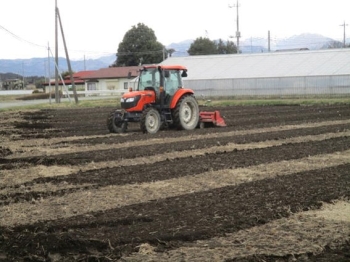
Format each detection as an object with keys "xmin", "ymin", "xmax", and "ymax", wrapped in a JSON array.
[{"xmin": 112, "ymin": 23, "xmax": 238, "ymax": 67}]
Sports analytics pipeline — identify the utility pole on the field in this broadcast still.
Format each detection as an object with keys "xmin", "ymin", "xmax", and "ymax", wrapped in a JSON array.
[
  {"xmin": 55, "ymin": 0, "xmax": 59, "ymax": 103},
  {"xmin": 340, "ymin": 21, "xmax": 348, "ymax": 48},
  {"xmin": 229, "ymin": 0, "xmax": 241, "ymax": 53},
  {"xmin": 53, "ymin": 1, "xmax": 78, "ymax": 104},
  {"xmin": 48, "ymin": 43, "xmax": 52, "ymax": 104},
  {"xmin": 56, "ymin": 7, "xmax": 78, "ymax": 104},
  {"xmin": 22, "ymin": 61, "xmax": 25, "ymax": 89}
]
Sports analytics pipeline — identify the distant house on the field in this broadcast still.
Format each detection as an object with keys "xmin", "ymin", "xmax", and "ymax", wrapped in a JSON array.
[
  {"xmin": 42, "ymin": 70, "xmax": 95, "ymax": 93},
  {"xmin": 42, "ymin": 66, "xmax": 141, "ymax": 95},
  {"xmin": 81, "ymin": 66, "xmax": 141, "ymax": 94}
]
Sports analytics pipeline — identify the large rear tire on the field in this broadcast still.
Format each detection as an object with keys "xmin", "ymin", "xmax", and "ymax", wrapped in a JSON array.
[
  {"xmin": 140, "ymin": 108, "xmax": 161, "ymax": 134},
  {"xmin": 173, "ymin": 95, "xmax": 199, "ymax": 130},
  {"xmin": 107, "ymin": 110, "xmax": 127, "ymax": 133}
]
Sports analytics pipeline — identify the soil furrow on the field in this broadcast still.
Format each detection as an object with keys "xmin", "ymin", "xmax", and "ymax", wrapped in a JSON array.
[
  {"xmin": 15, "ymin": 135, "xmax": 350, "ymax": 187},
  {"xmin": 124, "ymin": 201, "xmax": 350, "ymax": 262},
  {"xmin": 1, "ymin": 105, "xmax": 350, "ymax": 262},
  {"xmin": 3, "ymin": 105, "xmax": 350, "ymax": 139},
  {"xmin": 1, "ymin": 164, "xmax": 349, "ymax": 260},
  {"xmin": 1, "ymin": 131, "xmax": 349, "ymax": 188},
  {"xmin": 2, "ymin": 125, "xmax": 350, "ymax": 167},
  {"xmin": 1, "ymin": 149, "xmax": 349, "ymax": 227}
]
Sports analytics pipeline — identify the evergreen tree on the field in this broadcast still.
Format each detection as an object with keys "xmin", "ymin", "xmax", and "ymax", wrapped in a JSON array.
[
  {"xmin": 188, "ymin": 37, "xmax": 217, "ymax": 55},
  {"xmin": 115, "ymin": 23, "xmax": 164, "ymax": 66},
  {"xmin": 217, "ymin": 39, "xmax": 237, "ymax": 54},
  {"xmin": 188, "ymin": 37, "xmax": 237, "ymax": 55}
]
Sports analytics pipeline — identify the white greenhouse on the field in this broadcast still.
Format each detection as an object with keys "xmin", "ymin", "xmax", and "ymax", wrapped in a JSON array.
[{"xmin": 161, "ymin": 48, "xmax": 350, "ymax": 98}]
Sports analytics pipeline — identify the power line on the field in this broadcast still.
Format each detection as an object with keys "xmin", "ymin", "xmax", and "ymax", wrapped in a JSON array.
[
  {"xmin": 0, "ymin": 24, "xmax": 46, "ymax": 49},
  {"xmin": 0, "ymin": 24, "xmax": 116, "ymax": 58}
]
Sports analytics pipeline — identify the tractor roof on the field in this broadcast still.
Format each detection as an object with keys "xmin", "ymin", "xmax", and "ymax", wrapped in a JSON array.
[{"xmin": 143, "ymin": 64, "xmax": 187, "ymax": 71}]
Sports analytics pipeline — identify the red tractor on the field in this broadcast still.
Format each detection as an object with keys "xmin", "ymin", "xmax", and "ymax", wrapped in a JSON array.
[{"xmin": 107, "ymin": 64, "xmax": 225, "ymax": 134}]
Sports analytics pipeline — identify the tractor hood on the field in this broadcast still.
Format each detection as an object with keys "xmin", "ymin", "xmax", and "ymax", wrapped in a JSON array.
[
  {"xmin": 121, "ymin": 90, "xmax": 156, "ymax": 111},
  {"xmin": 122, "ymin": 90, "xmax": 153, "ymax": 99}
]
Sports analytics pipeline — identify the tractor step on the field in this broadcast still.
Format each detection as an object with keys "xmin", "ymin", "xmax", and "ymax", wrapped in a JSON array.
[{"xmin": 199, "ymin": 111, "xmax": 226, "ymax": 127}]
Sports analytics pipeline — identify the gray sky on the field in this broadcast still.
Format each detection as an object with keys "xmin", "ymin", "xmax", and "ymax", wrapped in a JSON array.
[{"xmin": 1, "ymin": 0, "xmax": 350, "ymax": 59}]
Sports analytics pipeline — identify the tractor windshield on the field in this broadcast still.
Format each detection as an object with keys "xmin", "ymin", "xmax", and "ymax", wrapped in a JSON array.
[
  {"xmin": 137, "ymin": 68, "xmax": 160, "ymax": 92},
  {"xmin": 137, "ymin": 67, "xmax": 185, "ymax": 98}
]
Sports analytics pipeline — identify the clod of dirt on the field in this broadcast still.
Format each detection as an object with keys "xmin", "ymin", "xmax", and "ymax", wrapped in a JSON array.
[{"xmin": 0, "ymin": 146, "xmax": 12, "ymax": 157}]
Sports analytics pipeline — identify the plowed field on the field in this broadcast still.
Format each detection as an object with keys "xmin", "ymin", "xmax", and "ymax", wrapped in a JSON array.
[{"xmin": 1, "ymin": 104, "xmax": 350, "ymax": 262}]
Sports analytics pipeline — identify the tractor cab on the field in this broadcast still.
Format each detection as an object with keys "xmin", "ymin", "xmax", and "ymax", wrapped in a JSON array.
[{"xmin": 136, "ymin": 65, "xmax": 187, "ymax": 106}]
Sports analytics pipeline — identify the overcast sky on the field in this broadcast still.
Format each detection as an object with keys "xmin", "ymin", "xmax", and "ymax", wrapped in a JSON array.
[{"xmin": 1, "ymin": 0, "xmax": 350, "ymax": 60}]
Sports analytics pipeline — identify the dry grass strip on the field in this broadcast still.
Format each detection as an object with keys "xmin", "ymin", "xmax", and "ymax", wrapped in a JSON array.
[
  {"xmin": 1, "ymin": 130, "xmax": 350, "ymax": 187},
  {"xmin": 1, "ymin": 149, "xmax": 349, "ymax": 227},
  {"xmin": 4, "ymin": 119, "xmax": 350, "ymax": 158}
]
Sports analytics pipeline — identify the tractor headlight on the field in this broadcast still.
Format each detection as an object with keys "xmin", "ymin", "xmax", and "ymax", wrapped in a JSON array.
[
  {"xmin": 121, "ymin": 97, "xmax": 136, "ymax": 103},
  {"xmin": 125, "ymin": 97, "xmax": 135, "ymax": 103},
  {"xmin": 120, "ymin": 95, "xmax": 141, "ymax": 110}
]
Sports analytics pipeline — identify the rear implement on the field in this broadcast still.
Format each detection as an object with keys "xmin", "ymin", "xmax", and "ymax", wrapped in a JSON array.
[{"xmin": 199, "ymin": 110, "xmax": 226, "ymax": 128}]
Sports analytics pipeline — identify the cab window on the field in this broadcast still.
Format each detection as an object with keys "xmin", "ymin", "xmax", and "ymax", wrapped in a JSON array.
[
  {"xmin": 164, "ymin": 70, "xmax": 180, "ymax": 96},
  {"xmin": 138, "ymin": 69, "xmax": 160, "ymax": 91}
]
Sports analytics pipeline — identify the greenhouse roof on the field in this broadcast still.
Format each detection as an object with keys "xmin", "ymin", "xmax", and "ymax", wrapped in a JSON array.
[{"xmin": 161, "ymin": 48, "xmax": 350, "ymax": 80}]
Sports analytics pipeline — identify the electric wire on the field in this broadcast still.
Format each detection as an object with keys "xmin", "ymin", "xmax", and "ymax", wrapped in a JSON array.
[
  {"xmin": 0, "ymin": 24, "xmax": 46, "ymax": 49},
  {"xmin": 0, "ymin": 23, "xmax": 344, "ymax": 57},
  {"xmin": 0, "ymin": 24, "xmax": 116, "ymax": 58}
]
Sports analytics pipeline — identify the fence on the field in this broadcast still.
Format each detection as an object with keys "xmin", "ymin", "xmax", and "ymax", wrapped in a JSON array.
[
  {"xmin": 72, "ymin": 90, "xmax": 125, "ymax": 97},
  {"xmin": 0, "ymin": 90, "xmax": 33, "ymax": 96},
  {"xmin": 0, "ymin": 89, "xmax": 124, "ymax": 98},
  {"xmin": 184, "ymin": 75, "xmax": 350, "ymax": 98}
]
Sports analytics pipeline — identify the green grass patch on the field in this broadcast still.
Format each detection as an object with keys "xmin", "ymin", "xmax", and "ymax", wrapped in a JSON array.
[
  {"xmin": 1, "ymin": 95, "xmax": 350, "ymax": 112},
  {"xmin": 198, "ymin": 97, "xmax": 350, "ymax": 107},
  {"xmin": 0, "ymin": 95, "xmax": 22, "ymax": 102}
]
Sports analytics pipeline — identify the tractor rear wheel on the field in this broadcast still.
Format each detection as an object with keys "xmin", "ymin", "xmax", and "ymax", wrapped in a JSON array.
[
  {"xmin": 140, "ymin": 108, "xmax": 161, "ymax": 134},
  {"xmin": 173, "ymin": 95, "xmax": 199, "ymax": 130},
  {"xmin": 107, "ymin": 110, "xmax": 127, "ymax": 133}
]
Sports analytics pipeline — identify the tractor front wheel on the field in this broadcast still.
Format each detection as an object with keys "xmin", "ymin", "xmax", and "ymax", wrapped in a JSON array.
[
  {"xmin": 173, "ymin": 95, "xmax": 199, "ymax": 130},
  {"xmin": 107, "ymin": 110, "xmax": 127, "ymax": 133},
  {"xmin": 140, "ymin": 108, "xmax": 161, "ymax": 134}
]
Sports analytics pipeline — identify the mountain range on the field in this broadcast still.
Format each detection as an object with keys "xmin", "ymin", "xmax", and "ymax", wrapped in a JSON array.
[{"xmin": 0, "ymin": 33, "xmax": 346, "ymax": 78}]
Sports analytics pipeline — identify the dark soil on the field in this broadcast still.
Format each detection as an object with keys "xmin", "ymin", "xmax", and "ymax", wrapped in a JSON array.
[{"xmin": 0, "ymin": 104, "xmax": 350, "ymax": 262}]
